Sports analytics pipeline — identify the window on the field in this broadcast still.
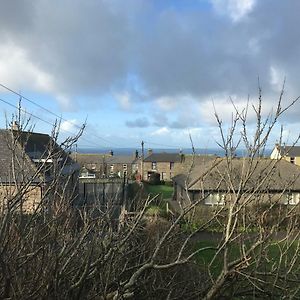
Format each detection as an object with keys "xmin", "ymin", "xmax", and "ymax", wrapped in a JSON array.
[
  {"xmin": 283, "ymin": 193, "xmax": 300, "ymax": 205},
  {"xmin": 290, "ymin": 157, "xmax": 295, "ymax": 164},
  {"xmin": 152, "ymin": 162, "xmax": 157, "ymax": 170},
  {"xmin": 170, "ymin": 162, "xmax": 174, "ymax": 170},
  {"xmin": 110, "ymin": 164, "xmax": 114, "ymax": 174},
  {"xmin": 204, "ymin": 193, "xmax": 225, "ymax": 206},
  {"xmin": 161, "ymin": 172, "xmax": 166, "ymax": 180},
  {"xmin": 123, "ymin": 164, "xmax": 127, "ymax": 170}
]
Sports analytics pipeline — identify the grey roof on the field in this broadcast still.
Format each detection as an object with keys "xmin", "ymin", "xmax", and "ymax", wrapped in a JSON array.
[
  {"xmin": 0, "ymin": 129, "xmax": 77, "ymax": 184},
  {"xmin": 277, "ymin": 145, "xmax": 300, "ymax": 157},
  {"xmin": 0, "ymin": 130, "xmax": 40, "ymax": 184},
  {"xmin": 106, "ymin": 155, "xmax": 135, "ymax": 164},
  {"xmin": 144, "ymin": 153, "xmax": 182, "ymax": 163},
  {"xmin": 71, "ymin": 153, "xmax": 105, "ymax": 165},
  {"xmin": 173, "ymin": 158, "xmax": 300, "ymax": 192},
  {"xmin": 73, "ymin": 153, "xmax": 136, "ymax": 165}
]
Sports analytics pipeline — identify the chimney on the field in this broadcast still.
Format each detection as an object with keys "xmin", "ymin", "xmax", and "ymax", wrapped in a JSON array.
[
  {"xmin": 134, "ymin": 150, "xmax": 139, "ymax": 159},
  {"xmin": 148, "ymin": 149, "xmax": 153, "ymax": 156},
  {"xmin": 11, "ymin": 120, "xmax": 19, "ymax": 131},
  {"xmin": 110, "ymin": 150, "xmax": 114, "ymax": 156}
]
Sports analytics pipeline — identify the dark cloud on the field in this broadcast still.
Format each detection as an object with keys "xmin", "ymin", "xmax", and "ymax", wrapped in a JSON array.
[
  {"xmin": 1, "ymin": 0, "xmax": 300, "ymax": 116},
  {"xmin": 126, "ymin": 117, "xmax": 150, "ymax": 128},
  {"xmin": 152, "ymin": 112, "xmax": 169, "ymax": 127}
]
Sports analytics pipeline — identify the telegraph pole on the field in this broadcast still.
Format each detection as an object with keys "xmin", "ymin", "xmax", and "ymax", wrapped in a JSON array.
[{"xmin": 141, "ymin": 140, "xmax": 144, "ymax": 181}]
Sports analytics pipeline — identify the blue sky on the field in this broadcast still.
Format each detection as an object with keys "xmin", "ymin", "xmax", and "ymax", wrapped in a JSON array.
[{"xmin": 1, "ymin": 0, "xmax": 300, "ymax": 150}]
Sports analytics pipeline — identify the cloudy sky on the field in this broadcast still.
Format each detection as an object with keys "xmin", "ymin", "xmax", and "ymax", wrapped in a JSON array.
[{"xmin": 0, "ymin": 0, "xmax": 300, "ymax": 150}]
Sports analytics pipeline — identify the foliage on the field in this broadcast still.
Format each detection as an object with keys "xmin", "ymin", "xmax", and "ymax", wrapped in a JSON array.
[{"xmin": 148, "ymin": 172, "xmax": 161, "ymax": 185}]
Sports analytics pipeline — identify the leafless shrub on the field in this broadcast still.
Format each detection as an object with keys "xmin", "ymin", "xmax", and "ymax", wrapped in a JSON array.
[{"xmin": 1, "ymin": 86, "xmax": 300, "ymax": 299}]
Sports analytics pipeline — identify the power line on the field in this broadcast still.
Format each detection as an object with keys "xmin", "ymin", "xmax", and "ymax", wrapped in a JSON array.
[
  {"xmin": 0, "ymin": 82, "xmax": 123, "ymax": 147},
  {"xmin": 0, "ymin": 83, "xmax": 192, "ymax": 150},
  {"xmin": 0, "ymin": 97, "xmax": 54, "ymax": 126},
  {"xmin": 0, "ymin": 96, "xmax": 106, "ymax": 149},
  {"xmin": 143, "ymin": 140, "xmax": 182, "ymax": 149}
]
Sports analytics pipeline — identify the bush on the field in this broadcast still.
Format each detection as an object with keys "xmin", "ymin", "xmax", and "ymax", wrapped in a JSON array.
[{"xmin": 148, "ymin": 172, "xmax": 161, "ymax": 185}]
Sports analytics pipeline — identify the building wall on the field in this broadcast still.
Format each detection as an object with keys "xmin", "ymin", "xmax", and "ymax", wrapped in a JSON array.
[
  {"xmin": 270, "ymin": 147, "xmax": 300, "ymax": 166},
  {"xmin": 282, "ymin": 156, "xmax": 300, "ymax": 166},
  {"xmin": 173, "ymin": 184, "xmax": 300, "ymax": 208},
  {"xmin": 141, "ymin": 155, "xmax": 205, "ymax": 181},
  {"xmin": 108, "ymin": 163, "xmax": 133, "ymax": 178},
  {"xmin": 142, "ymin": 161, "xmax": 178, "ymax": 181},
  {"xmin": 0, "ymin": 185, "xmax": 42, "ymax": 213}
]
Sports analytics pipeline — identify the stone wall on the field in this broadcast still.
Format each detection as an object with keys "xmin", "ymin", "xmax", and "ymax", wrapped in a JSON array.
[{"xmin": 0, "ymin": 185, "xmax": 42, "ymax": 213}]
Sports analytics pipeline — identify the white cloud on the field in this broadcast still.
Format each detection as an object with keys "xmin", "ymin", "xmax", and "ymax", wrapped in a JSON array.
[
  {"xmin": 0, "ymin": 42, "xmax": 54, "ymax": 92},
  {"xmin": 0, "ymin": 42, "xmax": 74, "ymax": 111},
  {"xmin": 155, "ymin": 96, "xmax": 177, "ymax": 111},
  {"xmin": 61, "ymin": 119, "xmax": 78, "ymax": 132},
  {"xmin": 150, "ymin": 127, "xmax": 170, "ymax": 136},
  {"xmin": 269, "ymin": 66, "xmax": 285, "ymax": 92},
  {"xmin": 199, "ymin": 94, "xmax": 260, "ymax": 125},
  {"xmin": 211, "ymin": 0, "xmax": 256, "ymax": 22},
  {"xmin": 115, "ymin": 92, "xmax": 132, "ymax": 110}
]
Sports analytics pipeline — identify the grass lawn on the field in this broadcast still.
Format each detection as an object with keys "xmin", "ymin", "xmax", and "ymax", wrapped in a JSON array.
[
  {"xmin": 194, "ymin": 238, "xmax": 300, "ymax": 279},
  {"xmin": 144, "ymin": 183, "xmax": 174, "ymax": 199}
]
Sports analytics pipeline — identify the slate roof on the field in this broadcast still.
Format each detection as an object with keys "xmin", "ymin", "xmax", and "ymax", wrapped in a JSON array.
[
  {"xmin": 0, "ymin": 129, "xmax": 78, "ymax": 184},
  {"xmin": 173, "ymin": 158, "xmax": 300, "ymax": 192},
  {"xmin": 106, "ymin": 155, "xmax": 136, "ymax": 164},
  {"xmin": 144, "ymin": 153, "xmax": 182, "ymax": 163},
  {"xmin": 277, "ymin": 145, "xmax": 300, "ymax": 157},
  {"xmin": 73, "ymin": 153, "xmax": 136, "ymax": 165},
  {"xmin": 71, "ymin": 154, "xmax": 105, "ymax": 165},
  {"xmin": 0, "ymin": 130, "xmax": 40, "ymax": 184}
]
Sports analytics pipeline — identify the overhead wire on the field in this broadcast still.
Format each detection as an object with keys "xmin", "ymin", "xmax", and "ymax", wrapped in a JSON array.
[
  {"xmin": 0, "ymin": 96, "xmax": 107, "ymax": 149},
  {"xmin": 0, "ymin": 82, "xmax": 191, "ymax": 150},
  {"xmin": 0, "ymin": 82, "xmax": 123, "ymax": 147}
]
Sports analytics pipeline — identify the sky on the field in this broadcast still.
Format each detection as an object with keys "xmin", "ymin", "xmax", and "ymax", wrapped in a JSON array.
[{"xmin": 0, "ymin": 0, "xmax": 300, "ymax": 151}]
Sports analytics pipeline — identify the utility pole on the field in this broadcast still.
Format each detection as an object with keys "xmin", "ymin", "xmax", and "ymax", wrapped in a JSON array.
[
  {"xmin": 75, "ymin": 144, "xmax": 78, "ymax": 162},
  {"xmin": 141, "ymin": 140, "xmax": 144, "ymax": 181}
]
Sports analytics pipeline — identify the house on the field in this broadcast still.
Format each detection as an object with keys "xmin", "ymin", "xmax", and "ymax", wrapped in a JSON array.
[
  {"xmin": 0, "ymin": 128, "xmax": 79, "ymax": 213},
  {"xmin": 270, "ymin": 143, "xmax": 300, "ymax": 166},
  {"xmin": 141, "ymin": 150, "xmax": 217, "ymax": 182},
  {"xmin": 173, "ymin": 157, "xmax": 300, "ymax": 207},
  {"xmin": 73, "ymin": 151, "xmax": 138, "ymax": 179}
]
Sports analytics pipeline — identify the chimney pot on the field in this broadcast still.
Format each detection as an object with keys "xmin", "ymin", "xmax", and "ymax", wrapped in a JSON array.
[{"xmin": 11, "ymin": 121, "xmax": 19, "ymax": 131}]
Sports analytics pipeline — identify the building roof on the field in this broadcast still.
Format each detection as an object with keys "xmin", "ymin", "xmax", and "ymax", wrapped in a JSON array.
[
  {"xmin": 173, "ymin": 158, "xmax": 300, "ymax": 192},
  {"xmin": 276, "ymin": 145, "xmax": 300, "ymax": 157},
  {"xmin": 144, "ymin": 153, "xmax": 182, "ymax": 163},
  {"xmin": 106, "ymin": 155, "xmax": 136, "ymax": 164},
  {"xmin": 72, "ymin": 153, "xmax": 136, "ymax": 166},
  {"xmin": 0, "ymin": 129, "xmax": 77, "ymax": 184},
  {"xmin": 0, "ymin": 130, "xmax": 40, "ymax": 183},
  {"xmin": 71, "ymin": 153, "xmax": 105, "ymax": 165}
]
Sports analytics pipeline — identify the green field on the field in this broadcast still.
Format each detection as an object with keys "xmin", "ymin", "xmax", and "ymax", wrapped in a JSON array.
[{"xmin": 144, "ymin": 183, "xmax": 174, "ymax": 199}]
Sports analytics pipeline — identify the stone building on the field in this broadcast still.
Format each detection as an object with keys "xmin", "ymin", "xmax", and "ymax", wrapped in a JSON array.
[
  {"xmin": 73, "ymin": 151, "xmax": 139, "ymax": 179},
  {"xmin": 141, "ymin": 151, "xmax": 216, "ymax": 182},
  {"xmin": 0, "ymin": 128, "xmax": 79, "ymax": 213},
  {"xmin": 270, "ymin": 143, "xmax": 300, "ymax": 166}
]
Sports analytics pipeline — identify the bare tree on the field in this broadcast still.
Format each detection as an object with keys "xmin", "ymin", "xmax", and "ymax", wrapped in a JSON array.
[{"xmin": 1, "ymin": 87, "xmax": 300, "ymax": 300}]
